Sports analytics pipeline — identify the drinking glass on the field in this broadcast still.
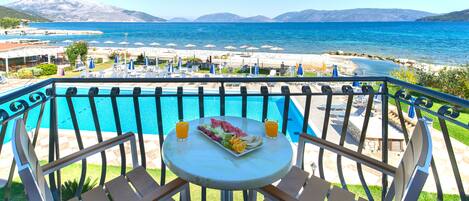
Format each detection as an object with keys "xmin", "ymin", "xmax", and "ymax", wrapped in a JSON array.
[
  {"xmin": 176, "ymin": 121, "xmax": 189, "ymax": 142},
  {"xmin": 264, "ymin": 119, "xmax": 278, "ymax": 139}
]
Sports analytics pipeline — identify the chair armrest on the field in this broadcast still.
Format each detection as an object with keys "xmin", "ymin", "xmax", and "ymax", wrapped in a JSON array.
[
  {"xmin": 299, "ymin": 134, "xmax": 396, "ymax": 176},
  {"xmin": 42, "ymin": 132, "xmax": 136, "ymax": 175},
  {"xmin": 259, "ymin": 184, "xmax": 298, "ymax": 201},
  {"xmin": 142, "ymin": 178, "xmax": 188, "ymax": 201}
]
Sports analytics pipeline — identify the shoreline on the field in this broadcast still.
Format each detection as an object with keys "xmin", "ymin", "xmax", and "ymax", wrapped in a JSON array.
[
  {"xmin": 0, "ymin": 27, "xmax": 103, "ymax": 36},
  {"xmin": 328, "ymin": 50, "xmax": 464, "ymax": 72}
]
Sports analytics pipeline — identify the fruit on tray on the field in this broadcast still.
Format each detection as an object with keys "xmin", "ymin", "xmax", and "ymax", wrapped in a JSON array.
[{"xmin": 197, "ymin": 118, "xmax": 262, "ymax": 154}]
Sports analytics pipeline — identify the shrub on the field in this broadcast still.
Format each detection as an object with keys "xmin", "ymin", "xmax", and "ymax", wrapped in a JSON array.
[
  {"xmin": 31, "ymin": 68, "xmax": 43, "ymax": 76},
  {"xmin": 391, "ymin": 68, "xmax": 418, "ymax": 84},
  {"xmin": 17, "ymin": 68, "xmax": 34, "ymax": 79},
  {"xmin": 136, "ymin": 53, "xmax": 145, "ymax": 64},
  {"xmin": 108, "ymin": 51, "xmax": 119, "ymax": 60},
  {"xmin": 36, "ymin": 63, "xmax": 57, "ymax": 75},
  {"xmin": 61, "ymin": 178, "xmax": 97, "ymax": 201},
  {"xmin": 183, "ymin": 57, "xmax": 203, "ymax": 63},
  {"xmin": 436, "ymin": 68, "xmax": 469, "ymax": 99}
]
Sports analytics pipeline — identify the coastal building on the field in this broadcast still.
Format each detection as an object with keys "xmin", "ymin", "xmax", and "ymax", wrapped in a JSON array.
[{"xmin": 0, "ymin": 42, "xmax": 64, "ymax": 73}]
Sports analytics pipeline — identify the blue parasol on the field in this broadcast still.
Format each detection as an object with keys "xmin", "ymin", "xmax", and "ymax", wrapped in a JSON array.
[
  {"xmin": 332, "ymin": 65, "xmax": 339, "ymax": 77},
  {"xmin": 128, "ymin": 59, "xmax": 134, "ymax": 70},
  {"xmin": 178, "ymin": 57, "xmax": 182, "ymax": 69},
  {"xmin": 114, "ymin": 55, "xmax": 119, "ymax": 64},
  {"xmin": 408, "ymin": 97, "xmax": 416, "ymax": 119},
  {"xmin": 145, "ymin": 57, "xmax": 149, "ymax": 66},
  {"xmin": 168, "ymin": 62, "xmax": 173, "ymax": 72},
  {"xmin": 254, "ymin": 63, "xmax": 259, "ymax": 76},
  {"xmin": 210, "ymin": 63, "xmax": 216, "ymax": 74},
  {"xmin": 89, "ymin": 58, "xmax": 95, "ymax": 69},
  {"xmin": 297, "ymin": 64, "xmax": 304, "ymax": 76},
  {"xmin": 352, "ymin": 73, "xmax": 360, "ymax": 87}
]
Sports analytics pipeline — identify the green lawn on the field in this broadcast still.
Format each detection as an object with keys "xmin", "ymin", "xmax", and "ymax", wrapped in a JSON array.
[
  {"xmin": 0, "ymin": 163, "xmax": 460, "ymax": 201},
  {"xmin": 39, "ymin": 61, "xmax": 114, "ymax": 79}
]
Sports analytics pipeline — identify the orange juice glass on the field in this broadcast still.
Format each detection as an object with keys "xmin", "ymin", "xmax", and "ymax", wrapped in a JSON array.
[
  {"xmin": 264, "ymin": 119, "xmax": 278, "ymax": 139},
  {"xmin": 176, "ymin": 121, "xmax": 189, "ymax": 141}
]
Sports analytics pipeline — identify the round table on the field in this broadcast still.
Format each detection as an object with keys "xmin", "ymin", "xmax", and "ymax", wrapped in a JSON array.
[{"xmin": 162, "ymin": 116, "xmax": 293, "ymax": 201}]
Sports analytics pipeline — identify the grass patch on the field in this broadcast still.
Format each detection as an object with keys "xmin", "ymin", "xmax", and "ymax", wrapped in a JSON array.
[
  {"xmin": 0, "ymin": 162, "xmax": 460, "ymax": 200},
  {"xmin": 39, "ymin": 61, "xmax": 113, "ymax": 79},
  {"xmin": 387, "ymin": 85, "xmax": 469, "ymax": 146}
]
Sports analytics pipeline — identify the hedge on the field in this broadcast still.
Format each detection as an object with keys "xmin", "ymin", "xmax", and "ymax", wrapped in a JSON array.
[{"xmin": 36, "ymin": 64, "xmax": 57, "ymax": 75}]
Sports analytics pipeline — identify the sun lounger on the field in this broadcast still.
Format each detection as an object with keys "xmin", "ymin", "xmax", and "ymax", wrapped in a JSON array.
[
  {"xmin": 317, "ymin": 104, "xmax": 346, "ymax": 110},
  {"xmin": 0, "ymin": 75, "xmax": 7, "ymax": 84}
]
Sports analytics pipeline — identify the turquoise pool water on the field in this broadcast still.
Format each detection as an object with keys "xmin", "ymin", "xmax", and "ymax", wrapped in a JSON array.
[{"xmin": 1, "ymin": 87, "xmax": 314, "ymax": 143}]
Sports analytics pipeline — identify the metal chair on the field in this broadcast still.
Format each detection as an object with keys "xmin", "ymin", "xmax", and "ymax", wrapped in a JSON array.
[
  {"xmin": 257, "ymin": 119, "xmax": 433, "ymax": 201},
  {"xmin": 12, "ymin": 118, "xmax": 191, "ymax": 201}
]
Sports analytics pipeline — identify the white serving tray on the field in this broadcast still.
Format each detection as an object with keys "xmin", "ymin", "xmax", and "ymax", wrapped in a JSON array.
[{"xmin": 197, "ymin": 130, "xmax": 263, "ymax": 157}]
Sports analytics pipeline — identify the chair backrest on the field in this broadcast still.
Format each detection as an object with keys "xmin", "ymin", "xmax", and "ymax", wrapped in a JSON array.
[
  {"xmin": 12, "ymin": 118, "xmax": 54, "ymax": 201},
  {"xmin": 385, "ymin": 119, "xmax": 433, "ymax": 201}
]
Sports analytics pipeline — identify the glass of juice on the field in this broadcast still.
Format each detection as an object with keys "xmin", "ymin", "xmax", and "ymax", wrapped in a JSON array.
[
  {"xmin": 264, "ymin": 119, "xmax": 278, "ymax": 139},
  {"xmin": 176, "ymin": 121, "xmax": 189, "ymax": 142}
]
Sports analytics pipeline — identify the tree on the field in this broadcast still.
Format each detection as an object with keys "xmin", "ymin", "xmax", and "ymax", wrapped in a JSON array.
[
  {"xmin": 0, "ymin": 17, "xmax": 21, "ymax": 29},
  {"xmin": 65, "ymin": 41, "xmax": 88, "ymax": 68}
]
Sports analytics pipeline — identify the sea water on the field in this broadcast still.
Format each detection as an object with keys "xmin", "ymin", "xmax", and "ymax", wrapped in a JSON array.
[{"xmin": 2, "ymin": 22, "xmax": 469, "ymax": 65}]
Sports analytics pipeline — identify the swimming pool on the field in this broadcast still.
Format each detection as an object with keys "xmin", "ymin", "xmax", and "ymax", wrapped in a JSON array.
[{"xmin": 1, "ymin": 87, "xmax": 315, "ymax": 143}]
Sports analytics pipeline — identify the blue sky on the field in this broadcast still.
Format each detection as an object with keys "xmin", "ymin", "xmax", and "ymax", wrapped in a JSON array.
[
  {"xmin": 2, "ymin": 0, "xmax": 469, "ymax": 19},
  {"xmin": 99, "ymin": 0, "xmax": 469, "ymax": 19}
]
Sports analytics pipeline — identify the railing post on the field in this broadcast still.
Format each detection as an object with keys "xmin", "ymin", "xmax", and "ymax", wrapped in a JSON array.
[
  {"xmin": 281, "ymin": 86, "xmax": 290, "ymax": 135},
  {"xmin": 318, "ymin": 85, "xmax": 333, "ymax": 180},
  {"xmin": 155, "ymin": 87, "xmax": 166, "ymax": 185},
  {"xmin": 337, "ymin": 85, "xmax": 354, "ymax": 190},
  {"xmin": 47, "ymin": 84, "xmax": 61, "ymax": 201},
  {"xmin": 88, "ymin": 87, "xmax": 107, "ymax": 185},
  {"xmin": 301, "ymin": 86, "xmax": 312, "ymax": 133},
  {"xmin": 414, "ymin": 97, "xmax": 443, "ymax": 201},
  {"xmin": 261, "ymin": 86, "xmax": 269, "ymax": 122},
  {"xmin": 219, "ymin": 86, "xmax": 225, "ymax": 116},
  {"xmin": 133, "ymin": 87, "xmax": 146, "ymax": 168},
  {"xmin": 110, "ymin": 87, "xmax": 126, "ymax": 175},
  {"xmin": 65, "ymin": 87, "xmax": 88, "ymax": 199},
  {"xmin": 198, "ymin": 87, "xmax": 205, "ymax": 118},
  {"xmin": 241, "ymin": 86, "xmax": 247, "ymax": 118},
  {"xmin": 177, "ymin": 87, "xmax": 184, "ymax": 120},
  {"xmin": 381, "ymin": 81, "xmax": 389, "ymax": 200},
  {"xmin": 437, "ymin": 106, "xmax": 467, "ymax": 200},
  {"xmin": 357, "ymin": 85, "xmax": 375, "ymax": 201}
]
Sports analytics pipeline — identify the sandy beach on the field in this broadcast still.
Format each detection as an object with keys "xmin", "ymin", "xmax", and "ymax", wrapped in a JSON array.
[{"xmin": 88, "ymin": 47, "xmax": 358, "ymax": 74}]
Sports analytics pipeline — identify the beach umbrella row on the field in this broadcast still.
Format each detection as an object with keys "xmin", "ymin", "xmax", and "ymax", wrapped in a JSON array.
[{"xmin": 60, "ymin": 40, "xmax": 285, "ymax": 52}]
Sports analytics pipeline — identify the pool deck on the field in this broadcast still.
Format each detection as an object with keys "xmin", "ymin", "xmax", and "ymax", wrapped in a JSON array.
[{"xmin": 0, "ymin": 79, "xmax": 468, "ymax": 194}]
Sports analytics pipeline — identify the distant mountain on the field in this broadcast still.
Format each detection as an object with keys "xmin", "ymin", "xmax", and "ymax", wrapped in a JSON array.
[
  {"xmin": 5, "ymin": 0, "xmax": 166, "ymax": 22},
  {"xmin": 168, "ymin": 17, "xmax": 192, "ymax": 22},
  {"xmin": 274, "ymin": 8, "xmax": 435, "ymax": 22},
  {"xmin": 417, "ymin": 9, "xmax": 469, "ymax": 21},
  {"xmin": 239, "ymin": 15, "xmax": 274, "ymax": 22},
  {"xmin": 0, "ymin": 5, "xmax": 49, "ymax": 21},
  {"xmin": 121, "ymin": 10, "xmax": 165, "ymax": 22},
  {"xmin": 195, "ymin": 13, "xmax": 243, "ymax": 22}
]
